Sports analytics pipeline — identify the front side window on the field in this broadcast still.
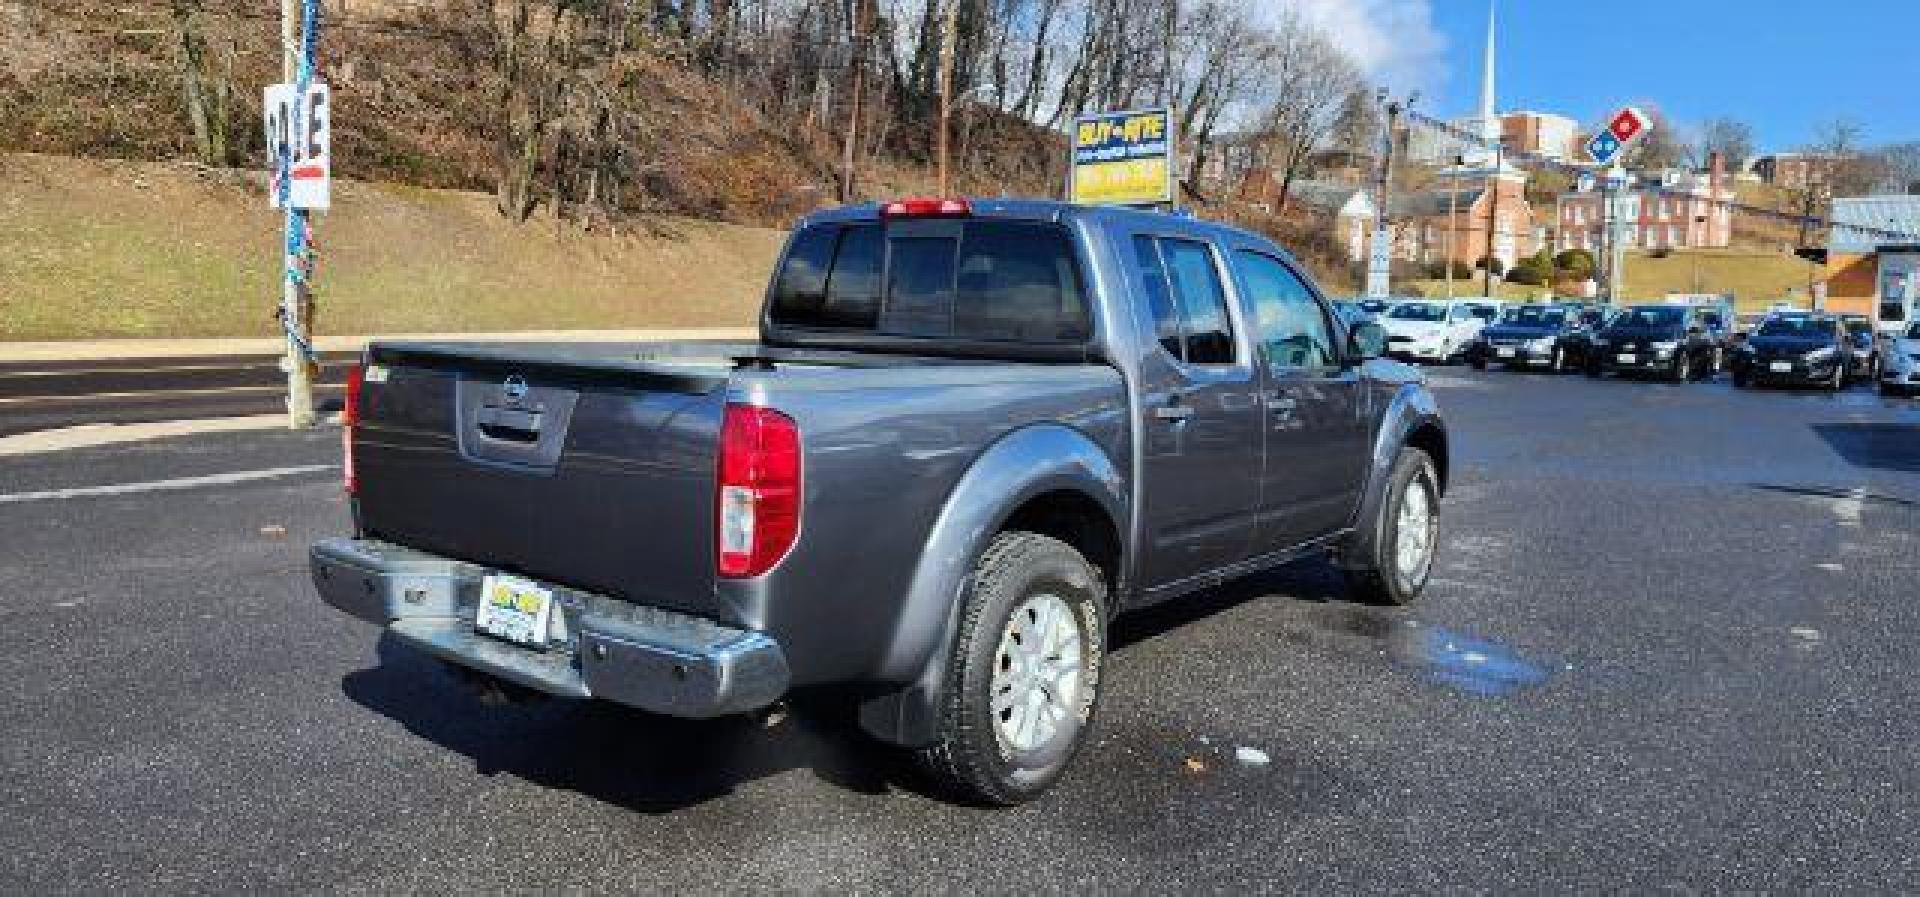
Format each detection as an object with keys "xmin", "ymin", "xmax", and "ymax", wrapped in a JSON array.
[{"xmin": 1235, "ymin": 250, "xmax": 1337, "ymax": 370}]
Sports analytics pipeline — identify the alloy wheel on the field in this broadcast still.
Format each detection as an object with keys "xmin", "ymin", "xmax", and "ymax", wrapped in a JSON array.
[{"xmin": 990, "ymin": 593, "xmax": 1085, "ymax": 756}]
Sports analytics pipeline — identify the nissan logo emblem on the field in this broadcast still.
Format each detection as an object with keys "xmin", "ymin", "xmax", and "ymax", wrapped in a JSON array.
[{"xmin": 502, "ymin": 374, "xmax": 530, "ymax": 402}]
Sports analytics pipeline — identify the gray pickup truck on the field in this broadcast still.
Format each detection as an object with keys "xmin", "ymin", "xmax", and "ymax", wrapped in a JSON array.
[{"xmin": 311, "ymin": 197, "xmax": 1448, "ymax": 804}]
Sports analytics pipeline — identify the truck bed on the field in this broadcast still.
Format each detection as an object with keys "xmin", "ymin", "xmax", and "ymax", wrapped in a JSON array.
[{"xmin": 352, "ymin": 339, "xmax": 1127, "ymax": 670}]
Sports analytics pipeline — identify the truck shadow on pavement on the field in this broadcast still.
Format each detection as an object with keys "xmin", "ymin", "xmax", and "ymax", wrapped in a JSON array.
[
  {"xmin": 341, "ymin": 634, "xmax": 915, "ymax": 814},
  {"xmin": 339, "ymin": 558, "xmax": 1512, "ymax": 813}
]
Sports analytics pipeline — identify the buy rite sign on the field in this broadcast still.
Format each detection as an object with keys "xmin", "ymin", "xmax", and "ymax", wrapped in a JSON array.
[{"xmin": 1070, "ymin": 108, "xmax": 1174, "ymax": 207}]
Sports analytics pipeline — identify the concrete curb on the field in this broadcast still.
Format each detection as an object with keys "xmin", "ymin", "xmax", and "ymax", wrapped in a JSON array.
[{"xmin": 0, "ymin": 328, "xmax": 760, "ymax": 363}]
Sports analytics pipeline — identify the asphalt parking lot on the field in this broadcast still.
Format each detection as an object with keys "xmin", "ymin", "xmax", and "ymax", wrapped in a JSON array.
[{"xmin": 3, "ymin": 368, "xmax": 1917, "ymax": 892}]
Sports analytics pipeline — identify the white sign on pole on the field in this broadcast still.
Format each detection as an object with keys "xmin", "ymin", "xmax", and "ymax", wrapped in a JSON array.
[
  {"xmin": 1365, "ymin": 228, "xmax": 1393, "ymax": 298},
  {"xmin": 265, "ymin": 82, "xmax": 331, "ymax": 210}
]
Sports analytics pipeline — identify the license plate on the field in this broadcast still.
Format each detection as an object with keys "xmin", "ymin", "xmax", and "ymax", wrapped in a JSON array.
[
  {"xmin": 1769, "ymin": 361, "xmax": 1793, "ymax": 373},
  {"xmin": 1496, "ymin": 348, "xmax": 1516, "ymax": 358},
  {"xmin": 476, "ymin": 575, "xmax": 554, "ymax": 647},
  {"xmin": 1616, "ymin": 353, "xmax": 1636, "ymax": 364}
]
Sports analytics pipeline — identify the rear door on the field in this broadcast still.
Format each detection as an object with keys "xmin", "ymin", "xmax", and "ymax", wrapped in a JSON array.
[
  {"xmin": 1127, "ymin": 232, "xmax": 1265, "ymax": 591},
  {"xmin": 1232, "ymin": 250, "xmax": 1371, "ymax": 550}
]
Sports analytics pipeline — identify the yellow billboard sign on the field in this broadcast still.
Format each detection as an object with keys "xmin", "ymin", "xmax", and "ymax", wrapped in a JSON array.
[{"xmin": 1069, "ymin": 108, "xmax": 1174, "ymax": 207}]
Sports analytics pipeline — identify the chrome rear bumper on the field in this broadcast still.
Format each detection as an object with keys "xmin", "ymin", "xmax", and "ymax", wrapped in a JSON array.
[{"xmin": 310, "ymin": 538, "xmax": 788, "ymax": 718}]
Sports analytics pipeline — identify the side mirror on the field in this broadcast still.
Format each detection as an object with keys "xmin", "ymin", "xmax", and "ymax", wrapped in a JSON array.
[
  {"xmin": 1687, "ymin": 325, "xmax": 1704, "ymax": 336},
  {"xmin": 1351, "ymin": 320, "xmax": 1388, "ymax": 360}
]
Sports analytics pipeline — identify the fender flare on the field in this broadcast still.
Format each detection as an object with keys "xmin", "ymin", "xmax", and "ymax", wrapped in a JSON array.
[
  {"xmin": 1338, "ymin": 382, "xmax": 1447, "ymax": 571},
  {"xmin": 856, "ymin": 423, "xmax": 1128, "ymax": 748}
]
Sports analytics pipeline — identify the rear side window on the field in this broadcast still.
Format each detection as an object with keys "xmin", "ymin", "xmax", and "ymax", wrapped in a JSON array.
[
  {"xmin": 770, "ymin": 224, "xmax": 884, "ymax": 329},
  {"xmin": 769, "ymin": 220, "xmax": 1089, "ymax": 344},
  {"xmin": 1132, "ymin": 235, "xmax": 1237, "ymax": 365}
]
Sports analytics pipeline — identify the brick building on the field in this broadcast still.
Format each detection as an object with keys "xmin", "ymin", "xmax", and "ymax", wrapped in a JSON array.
[
  {"xmin": 1386, "ymin": 169, "xmax": 1540, "ymax": 270},
  {"xmin": 1555, "ymin": 157, "xmax": 1735, "ymax": 254},
  {"xmin": 1501, "ymin": 111, "xmax": 1580, "ymax": 163}
]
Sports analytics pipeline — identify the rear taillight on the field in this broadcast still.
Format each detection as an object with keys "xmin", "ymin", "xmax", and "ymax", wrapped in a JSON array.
[
  {"xmin": 716, "ymin": 404, "xmax": 801, "ymax": 578},
  {"xmin": 881, "ymin": 196, "xmax": 970, "ymax": 218},
  {"xmin": 342, "ymin": 363, "xmax": 364, "ymax": 495}
]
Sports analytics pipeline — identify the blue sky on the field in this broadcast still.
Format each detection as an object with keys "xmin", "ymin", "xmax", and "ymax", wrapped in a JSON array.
[{"xmin": 1414, "ymin": 0, "xmax": 1920, "ymax": 153}]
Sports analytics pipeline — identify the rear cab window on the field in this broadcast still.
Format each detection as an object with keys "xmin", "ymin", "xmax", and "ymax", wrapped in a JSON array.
[{"xmin": 769, "ymin": 218, "xmax": 1090, "ymax": 345}]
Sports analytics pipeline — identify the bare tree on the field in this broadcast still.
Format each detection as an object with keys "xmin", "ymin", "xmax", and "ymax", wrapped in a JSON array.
[
  {"xmin": 171, "ymin": 0, "xmax": 234, "ymax": 167},
  {"xmin": 1255, "ymin": 11, "xmax": 1362, "ymax": 212},
  {"xmin": 1696, "ymin": 116, "xmax": 1754, "ymax": 171}
]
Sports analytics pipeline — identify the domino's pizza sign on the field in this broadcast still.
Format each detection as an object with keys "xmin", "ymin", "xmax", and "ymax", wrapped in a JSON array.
[{"xmin": 1585, "ymin": 106, "xmax": 1651, "ymax": 167}]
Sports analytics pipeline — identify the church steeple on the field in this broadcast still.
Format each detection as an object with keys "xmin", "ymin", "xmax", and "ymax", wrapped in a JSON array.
[{"xmin": 1478, "ymin": 0, "xmax": 1499, "ymax": 145}]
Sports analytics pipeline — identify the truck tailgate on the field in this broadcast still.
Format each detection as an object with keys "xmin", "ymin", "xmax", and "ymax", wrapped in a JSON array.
[{"xmin": 352, "ymin": 342, "xmax": 733, "ymax": 621}]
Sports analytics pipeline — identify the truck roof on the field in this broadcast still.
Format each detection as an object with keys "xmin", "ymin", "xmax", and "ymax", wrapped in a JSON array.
[{"xmin": 797, "ymin": 198, "xmax": 1308, "ymax": 270}]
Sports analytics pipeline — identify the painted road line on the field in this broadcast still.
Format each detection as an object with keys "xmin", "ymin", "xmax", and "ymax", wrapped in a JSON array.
[
  {"xmin": 0, "ymin": 465, "xmax": 334, "ymax": 504},
  {"xmin": 0, "ymin": 414, "xmax": 333, "ymax": 457},
  {"xmin": 0, "ymin": 362, "xmax": 349, "ymax": 379},
  {"xmin": 0, "ymin": 383, "xmax": 345, "ymax": 405}
]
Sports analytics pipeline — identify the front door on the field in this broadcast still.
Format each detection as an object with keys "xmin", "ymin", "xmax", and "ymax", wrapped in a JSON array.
[
  {"xmin": 1128, "ymin": 232, "xmax": 1265, "ymax": 591},
  {"xmin": 1232, "ymin": 249, "xmax": 1372, "ymax": 550}
]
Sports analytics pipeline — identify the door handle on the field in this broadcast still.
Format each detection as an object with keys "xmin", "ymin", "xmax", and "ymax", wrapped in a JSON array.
[
  {"xmin": 1153, "ymin": 404, "xmax": 1194, "ymax": 422},
  {"xmin": 1265, "ymin": 395, "xmax": 1298, "ymax": 414}
]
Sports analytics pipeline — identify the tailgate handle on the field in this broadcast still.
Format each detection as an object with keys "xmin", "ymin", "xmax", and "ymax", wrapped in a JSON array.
[{"xmin": 476, "ymin": 405, "xmax": 543, "ymax": 442}]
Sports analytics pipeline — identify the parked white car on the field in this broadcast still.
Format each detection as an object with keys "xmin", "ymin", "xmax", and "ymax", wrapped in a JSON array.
[
  {"xmin": 1878, "ymin": 320, "xmax": 1920, "ymax": 396},
  {"xmin": 1379, "ymin": 299, "xmax": 1506, "ymax": 363}
]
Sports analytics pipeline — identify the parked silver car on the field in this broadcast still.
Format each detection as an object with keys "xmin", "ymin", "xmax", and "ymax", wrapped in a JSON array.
[{"xmin": 1879, "ymin": 320, "xmax": 1920, "ymax": 396}]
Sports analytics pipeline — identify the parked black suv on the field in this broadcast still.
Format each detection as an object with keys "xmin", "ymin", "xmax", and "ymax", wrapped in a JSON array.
[
  {"xmin": 1731, "ymin": 312, "xmax": 1853, "ymax": 390},
  {"xmin": 1585, "ymin": 304, "xmax": 1724, "ymax": 381},
  {"xmin": 1468, "ymin": 304, "xmax": 1587, "ymax": 373}
]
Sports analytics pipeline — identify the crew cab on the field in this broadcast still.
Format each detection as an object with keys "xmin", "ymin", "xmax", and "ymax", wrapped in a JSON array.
[
  {"xmin": 309, "ymin": 198, "xmax": 1450, "ymax": 805},
  {"xmin": 1378, "ymin": 298, "xmax": 1501, "ymax": 364},
  {"xmin": 1467, "ymin": 303, "xmax": 1590, "ymax": 373},
  {"xmin": 1731, "ymin": 312, "xmax": 1853, "ymax": 390},
  {"xmin": 1585, "ymin": 304, "xmax": 1724, "ymax": 382}
]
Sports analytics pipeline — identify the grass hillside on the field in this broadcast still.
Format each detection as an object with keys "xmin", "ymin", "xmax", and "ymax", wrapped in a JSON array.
[
  {"xmin": 0, "ymin": 153, "xmax": 784, "ymax": 340},
  {"xmin": 1403, "ymin": 248, "xmax": 1812, "ymax": 310}
]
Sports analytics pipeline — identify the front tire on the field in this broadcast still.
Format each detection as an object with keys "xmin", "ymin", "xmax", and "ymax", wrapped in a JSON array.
[
  {"xmin": 1548, "ymin": 346, "xmax": 1566, "ymax": 373},
  {"xmin": 1343, "ymin": 448, "xmax": 1441, "ymax": 606},
  {"xmin": 917, "ymin": 532, "xmax": 1107, "ymax": 805},
  {"xmin": 1669, "ymin": 350, "xmax": 1692, "ymax": 383},
  {"xmin": 1826, "ymin": 361, "xmax": 1845, "ymax": 392}
]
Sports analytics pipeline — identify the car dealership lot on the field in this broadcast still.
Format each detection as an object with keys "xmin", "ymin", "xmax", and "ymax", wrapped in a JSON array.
[{"xmin": 2, "ymin": 370, "xmax": 1917, "ymax": 892}]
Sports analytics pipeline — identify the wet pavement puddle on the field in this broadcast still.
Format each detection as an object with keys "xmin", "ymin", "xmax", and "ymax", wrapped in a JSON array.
[{"xmin": 1300, "ymin": 606, "xmax": 1554, "ymax": 697}]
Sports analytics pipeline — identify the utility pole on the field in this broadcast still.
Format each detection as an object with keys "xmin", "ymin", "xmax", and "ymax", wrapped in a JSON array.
[
  {"xmin": 279, "ymin": 0, "xmax": 315, "ymax": 428},
  {"xmin": 1483, "ymin": 140, "xmax": 1502, "ymax": 297},
  {"xmin": 838, "ymin": 0, "xmax": 872, "ymax": 203},
  {"xmin": 934, "ymin": 0, "xmax": 959, "ymax": 195},
  {"xmin": 1367, "ymin": 91, "xmax": 1413, "ymax": 299},
  {"xmin": 1446, "ymin": 155, "xmax": 1460, "ymax": 300}
]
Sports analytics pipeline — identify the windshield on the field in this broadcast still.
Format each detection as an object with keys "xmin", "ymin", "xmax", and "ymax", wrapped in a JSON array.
[
  {"xmin": 1614, "ymin": 307, "xmax": 1685, "ymax": 328},
  {"xmin": 1501, "ymin": 306, "xmax": 1567, "ymax": 327},
  {"xmin": 1756, "ymin": 316, "xmax": 1832, "ymax": 337},
  {"xmin": 1387, "ymin": 303, "xmax": 1448, "ymax": 322}
]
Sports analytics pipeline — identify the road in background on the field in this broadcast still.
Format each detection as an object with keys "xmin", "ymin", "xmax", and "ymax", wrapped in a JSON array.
[
  {"xmin": 0, "ymin": 353, "xmax": 356, "ymax": 436},
  {"xmin": 2, "ymin": 370, "xmax": 1917, "ymax": 891}
]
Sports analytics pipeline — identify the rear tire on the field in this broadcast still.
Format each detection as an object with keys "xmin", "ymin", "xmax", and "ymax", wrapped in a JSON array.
[
  {"xmin": 916, "ymin": 532, "xmax": 1107, "ymax": 806},
  {"xmin": 1343, "ymin": 448, "xmax": 1441, "ymax": 607}
]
